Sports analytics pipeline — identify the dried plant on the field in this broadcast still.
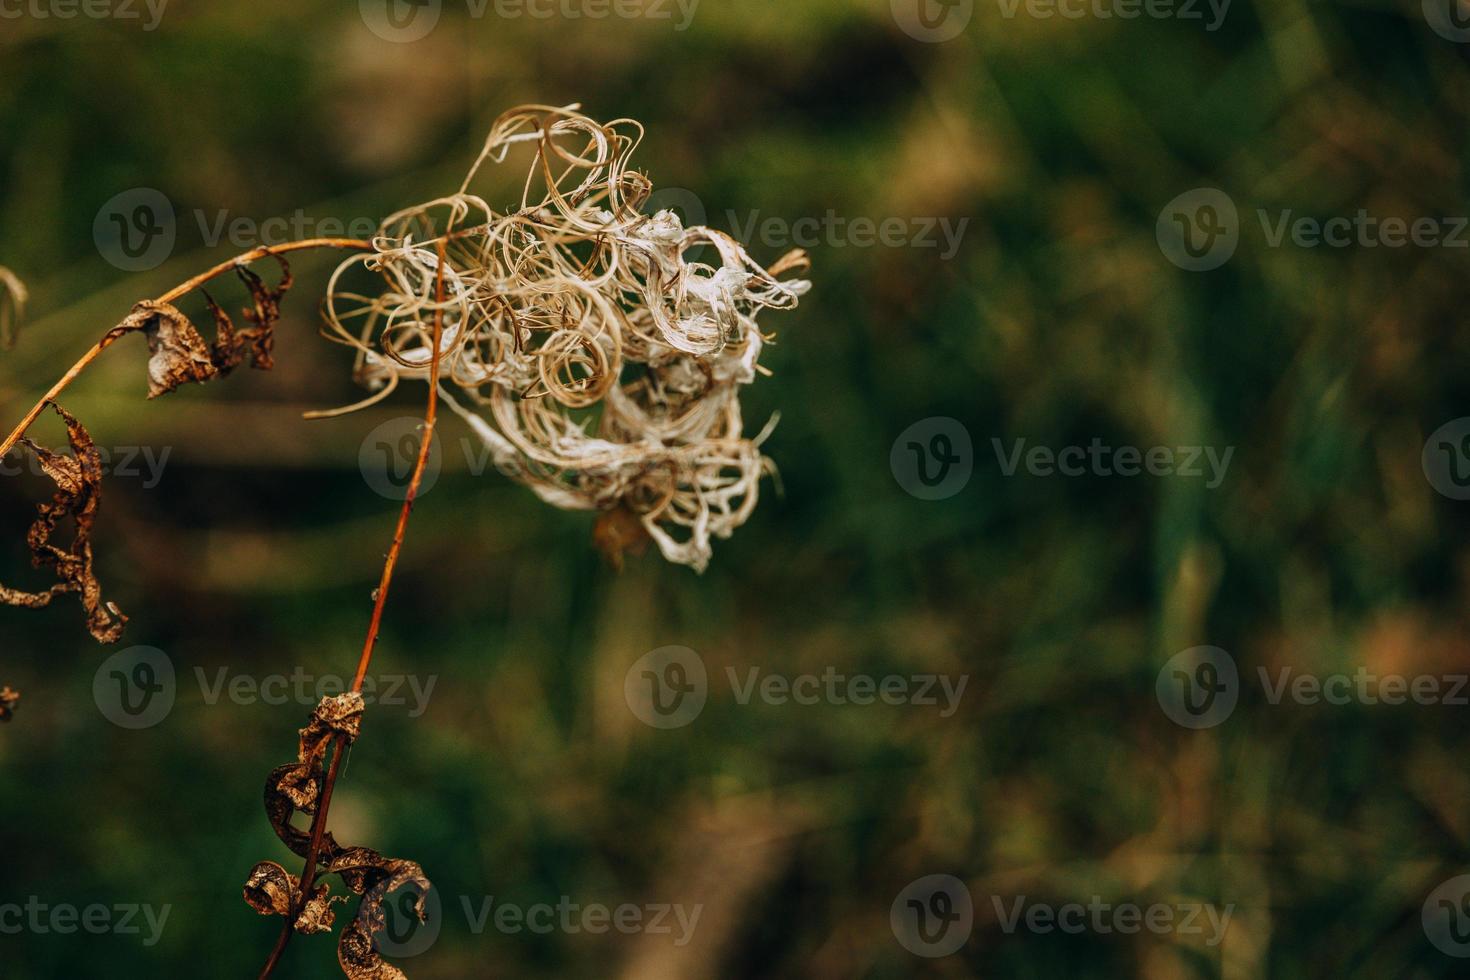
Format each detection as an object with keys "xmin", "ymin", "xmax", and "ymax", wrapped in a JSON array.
[
  {"xmin": 0, "ymin": 103, "xmax": 809, "ymax": 978},
  {"xmin": 0, "ymin": 264, "xmax": 25, "ymax": 350}
]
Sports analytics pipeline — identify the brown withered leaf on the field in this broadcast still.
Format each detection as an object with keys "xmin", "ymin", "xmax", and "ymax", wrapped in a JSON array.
[
  {"xmin": 0, "ymin": 402, "xmax": 127, "ymax": 643},
  {"xmin": 0, "ymin": 686, "xmax": 18, "ymax": 722},
  {"xmin": 337, "ymin": 857, "xmax": 430, "ymax": 980},
  {"xmin": 593, "ymin": 503, "xmax": 650, "ymax": 571},
  {"xmin": 244, "ymin": 861, "xmax": 343, "ymax": 934},
  {"xmin": 133, "ymin": 255, "xmax": 292, "ymax": 398},
  {"xmin": 130, "ymin": 300, "xmax": 219, "ymax": 398},
  {"xmin": 246, "ymin": 694, "xmax": 432, "ymax": 979}
]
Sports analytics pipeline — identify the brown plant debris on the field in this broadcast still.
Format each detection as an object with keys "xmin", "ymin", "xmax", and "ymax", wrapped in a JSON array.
[
  {"xmin": 134, "ymin": 256, "xmax": 292, "ymax": 398},
  {"xmin": 320, "ymin": 104, "xmax": 810, "ymax": 571},
  {"xmin": 0, "ymin": 266, "xmax": 26, "ymax": 350},
  {"xmin": 0, "ymin": 402, "xmax": 126, "ymax": 643},
  {"xmin": 246, "ymin": 694, "xmax": 430, "ymax": 980},
  {"xmin": 0, "ymin": 686, "xmax": 18, "ymax": 722}
]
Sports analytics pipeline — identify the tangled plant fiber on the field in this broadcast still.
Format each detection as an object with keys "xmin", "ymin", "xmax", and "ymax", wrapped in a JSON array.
[
  {"xmin": 0, "ymin": 104, "xmax": 809, "ymax": 979},
  {"xmin": 322, "ymin": 103, "xmax": 810, "ymax": 570}
]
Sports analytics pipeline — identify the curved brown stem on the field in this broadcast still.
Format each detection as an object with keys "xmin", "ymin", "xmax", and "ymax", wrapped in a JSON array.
[
  {"xmin": 257, "ymin": 238, "xmax": 449, "ymax": 980},
  {"xmin": 0, "ymin": 237, "xmax": 373, "ymax": 459}
]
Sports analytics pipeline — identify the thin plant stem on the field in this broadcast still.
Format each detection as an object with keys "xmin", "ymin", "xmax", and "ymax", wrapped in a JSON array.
[
  {"xmin": 0, "ymin": 238, "xmax": 373, "ymax": 459},
  {"xmin": 256, "ymin": 237, "xmax": 450, "ymax": 980}
]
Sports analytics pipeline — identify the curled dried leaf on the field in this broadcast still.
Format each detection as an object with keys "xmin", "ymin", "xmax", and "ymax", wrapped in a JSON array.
[
  {"xmin": 132, "ymin": 300, "xmax": 220, "ymax": 398},
  {"xmin": 0, "ymin": 265, "xmax": 26, "ymax": 350},
  {"xmin": 0, "ymin": 402, "xmax": 127, "ymax": 643},
  {"xmin": 0, "ymin": 685, "xmax": 18, "ymax": 722},
  {"xmin": 130, "ymin": 255, "xmax": 292, "ymax": 398},
  {"xmin": 244, "ymin": 860, "xmax": 343, "ymax": 934},
  {"xmin": 248, "ymin": 695, "xmax": 430, "ymax": 979},
  {"xmin": 337, "ymin": 859, "xmax": 430, "ymax": 980}
]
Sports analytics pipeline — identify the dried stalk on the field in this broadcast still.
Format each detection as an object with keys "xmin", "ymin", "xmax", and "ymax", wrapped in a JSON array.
[
  {"xmin": 0, "ymin": 239, "xmax": 372, "ymax": 461},
  {"xmin": 256, "ymin": 239, "xmax": 448, "ymax": 980}
]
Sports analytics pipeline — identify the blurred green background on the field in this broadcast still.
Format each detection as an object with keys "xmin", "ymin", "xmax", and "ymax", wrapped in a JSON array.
[{"xmin": 4, "ymin": 1, "xmax": 1470, "ymax": 976}]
